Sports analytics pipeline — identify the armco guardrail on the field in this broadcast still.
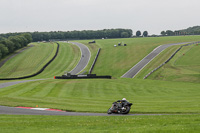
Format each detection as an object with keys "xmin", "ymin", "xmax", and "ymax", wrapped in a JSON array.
[
  {"xmin": 89, "ymin": 48, "xmax": 101, "ymax": 74},
  {"xmin": 143, "ymin": 41, "xmax": 200, "ymax": 79},
  {"xmin": 0, "ymin": 43, "xmax": 60, "ymax": 80}
]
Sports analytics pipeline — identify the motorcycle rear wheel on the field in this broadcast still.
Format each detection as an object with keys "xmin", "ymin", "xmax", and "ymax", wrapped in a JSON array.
[{"xmin": 107, "ymin": 108, "xmax": 112, "ymax": 114}]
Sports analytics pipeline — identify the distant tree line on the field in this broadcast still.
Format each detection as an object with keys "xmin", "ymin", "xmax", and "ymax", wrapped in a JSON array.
[
  {"xmin": 0, "ymin": 29, "xmax": 133, "ymax": 42},
  {"xmin": 161, "ymin": 26, "xmax": 200, "ymax": 36},
  {"xmin": 0, "ymin": 33, "xmax": 32, "ymax": 60}
]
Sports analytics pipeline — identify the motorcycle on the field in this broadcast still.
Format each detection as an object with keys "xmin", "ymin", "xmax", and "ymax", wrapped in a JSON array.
[{"xmin": 107, "ymin": 100, "xmax": 132, "ymax": 114}]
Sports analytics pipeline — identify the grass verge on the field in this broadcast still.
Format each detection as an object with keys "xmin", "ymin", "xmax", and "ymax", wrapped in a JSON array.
[
  {"xmin": 0, "ymin": 114, "xmax": 200, "ymax": 133},
  {"xmin": 146, "ymin": 44, "xmax": 200, "ymax": 82},
  {"xmin": 0, "ymin": 42, "xmax": 56, "ymax": 78},
  {"xmin": 0, "ymin": 78, "xmax": 200, "ymax": 113}
]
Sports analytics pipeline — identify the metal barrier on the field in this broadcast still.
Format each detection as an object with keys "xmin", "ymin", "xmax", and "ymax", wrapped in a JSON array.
[{"xmin": 89, "ymin": 48, "xmax": 101, "ymax": 74}]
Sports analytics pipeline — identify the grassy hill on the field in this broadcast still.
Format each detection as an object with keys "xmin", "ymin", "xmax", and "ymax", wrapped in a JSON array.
[
  {"xmin": 1, "ymin": 36, "xmax": 200, "ymax": 79},
  {"xmin": 30, "ymin": 42, "xmax": 81, "ymax": 79},
  {"xmin": 1, "ymin": 36, "xmax": 200, "ymax": 132},
  {"xmin": 0, "ymin": 42, "xmax": 56, "ymax": 78},
  {"xmin": 0, "ymin": 42, "xmax": 81, "ymax": 79},
  {"xmin": 77, "ymin": 36, "xmax": 200, "ymax": 78},
  {"xmin": 143, "ymin": 44, "xmax": 200, "ymax": 82},
  {"xmin": 0, "ymin": 78, "xmax": 200, "ymax": 113}
]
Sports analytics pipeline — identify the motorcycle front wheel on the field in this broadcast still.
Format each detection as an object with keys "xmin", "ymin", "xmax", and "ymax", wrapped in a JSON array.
[{"xmin": 121, "ymin": 106, "xmax": 130, "ymax": 114}]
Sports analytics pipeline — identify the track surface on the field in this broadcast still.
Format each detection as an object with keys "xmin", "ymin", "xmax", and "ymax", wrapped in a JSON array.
[
  {"xmin": 122, "ymin": 42, "xmax": 190, "ymax": 78},
  {"xmin": 68, "ymin": 42, "xmax": 91, "ymax": 75},
  {"xmin": 0, "ymin": 105, "xmax": 169, "ymax": 116},
  {"xmin": 0, "ymin": 79, "xmax": 45, "ymax": 89}
]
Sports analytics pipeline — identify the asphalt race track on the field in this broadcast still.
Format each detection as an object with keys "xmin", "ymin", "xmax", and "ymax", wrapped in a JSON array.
[
  {"xmin": 121, "ymin": 42, "xmax": 190, "ymax": 78},
  {"xmin": 68, "ymin": 42, "xmax": 91, "ymax": 75},
  {"xmin": 0, "ymin": 79, "xmax": 45, "ymax": 89},
  {"xmin": 0, "ymin": 105, "xmax": 171, "ymax": 116}
]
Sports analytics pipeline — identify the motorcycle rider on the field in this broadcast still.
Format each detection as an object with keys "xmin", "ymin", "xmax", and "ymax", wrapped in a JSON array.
[
  {"xmin": 108, "ymin": 98, "xmax": 132, "ymax": 114},
  {"xmin": 117, "ymin": 98, "xmax": 128, "ymax": 108}
]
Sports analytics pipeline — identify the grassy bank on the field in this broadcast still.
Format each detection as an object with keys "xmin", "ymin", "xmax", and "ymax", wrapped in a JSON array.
[
  {"xmin": 0, "ymin": 42, "xmax": 81, "ymax": 79},
  {"xmin": 0, "ymin": 114, "xmax": 200, "ymax": 133},
  {"xmin": 77, "ymin": 36, "xmax": 200, "ymax": 78},
  {"xmin": 146, "ymin": 44, "xmax": 200, "ymax": 82},
  {"xmin": 0, "ymin": 78, "xmax": 199, "ymax": 113},
  {"xmin": 0, "ymin": 42, "xmax": 56, "ymax": 78},
  {"xmin": 30, "ymin": 42, "xmax": 81, "ymax": 79}
]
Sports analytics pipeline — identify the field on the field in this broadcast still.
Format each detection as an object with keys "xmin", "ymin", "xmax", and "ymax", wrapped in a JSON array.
[
  {"xmin": 1, "ymin": 115, "xmax": 200, "ymax": 133},
  {"xmin": 0, "ymin": 42, "xmax": 81, "ymax": 79},
  {"xmin": 0, "ymin": 42, "xmax": 56, "ymax": 78},
  {"xmin": 0, "ymin": 78, "xmax": 200, "ymax": 113},
  {"xmin": 1, "ymin": 36, "xmax": 200, "ymax": 132},
  {"xmin": 143, "ymin": 44, "xmax": 200, "ymax": 82},
  {"xmin": 76, "ymin": 36, "xmax": 200, "ymax": 78},
  {"xmin": 30, "ymin": 42, "xmax": 81, "ymax": 79}
]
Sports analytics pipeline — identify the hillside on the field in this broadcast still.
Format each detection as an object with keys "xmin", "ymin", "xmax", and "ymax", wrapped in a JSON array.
[
  {"xmin": 0, "ymin": 42, "xmax": 56, "ymax": 78},
  {"xmin": 0, "ymin": 42, "xmax": 81, "ymax": 79},
  {"xmin": 1, "ymin": 36, "xmax": 200, "ymax": 132},
  {"xmin": 0, "ymin": 78, "xmax": 200, "ymax": 113},
  {"xmin": 146, "ymin": 44, "xmax": 200, "ymax": 83},
  {"xmin": 77, "ymin": 36, "xmax": 200, "ymax": 78}
]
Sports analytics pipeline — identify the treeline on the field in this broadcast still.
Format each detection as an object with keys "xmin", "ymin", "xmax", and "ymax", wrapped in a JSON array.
[
  {"xmin": 0, "ymin": 33, "xmax": 32, "ymax": 60},
  {"xmin": 161, "ymin": 26, "xmax": 200, "ymax": 36},
  {"xmin": 0, "ymin": 29, "xmax": 132, "ymax": 42}
]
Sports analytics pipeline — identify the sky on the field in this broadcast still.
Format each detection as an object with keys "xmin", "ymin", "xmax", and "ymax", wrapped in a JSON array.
[{"xmin": 0, "ymin": 0, "xmax": 200, "ymax": 35}]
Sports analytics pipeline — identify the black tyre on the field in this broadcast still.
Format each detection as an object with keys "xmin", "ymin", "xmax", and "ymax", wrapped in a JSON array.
[
  {"xmin": 107, "ymin": 108, "xmax": 112, "ymax": 114},
  {"xmin": 121, "ymin": 106, "xmax": 130, "ymax": 114}
]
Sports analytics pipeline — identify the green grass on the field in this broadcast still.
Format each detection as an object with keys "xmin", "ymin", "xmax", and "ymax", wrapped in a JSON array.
[
  {"xmin": 0, "ymin": 42, "xmax": 80, "ymax": 79},
  {"xmin": 0, "ymin": 114, "xmax": 200, "ymax": 133},
  {"xmin": 77, "ymin": 36, "xmax": 200, "ymax": 78},
  {"xmin": 0, "ymin": 78, "xmax": 200, "ymax": 113},
  {"xmin": 1, "ymin": 37, "xmax": 200, "ymax": 132},
  {"xmin": 30, "ymin": 42, "xmax": 81, "ymax": 79},
  {"xmin": 146, "ymin": 44, "xmax": 200, "ymax": 82},
  {"xmin": 0, "ymin": 42, "xmax": 56, "ymax": 78},
  {"xmin": 175, "ymin": 45, "xmax": 200, "ymax": 66}
]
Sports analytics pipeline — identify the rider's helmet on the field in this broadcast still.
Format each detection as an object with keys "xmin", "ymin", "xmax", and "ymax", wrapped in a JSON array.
[{"xmin": 122, "ymin": 98, "xmax": 126, "ymax": 101}]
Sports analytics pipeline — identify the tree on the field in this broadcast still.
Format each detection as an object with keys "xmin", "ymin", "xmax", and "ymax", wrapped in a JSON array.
[
  {"xmin": 22, "ymin": 33, "xmax": 32, "ymax": 43},
  {"xmin": 143, "ymin": 31, "xmax": 148, "ymax": 37},
  {"xmin": 161, "ymin": 31, "xmax": 166, "ymax": 36},
  {"xmin": 0, "ymin": 38, "xmax": 15, "ymax": 53},
  {"xmin": 121, "ymin": 32, "xmax": 129, "ymax": 38},
  {"xmin": 166, "ymin": 30, "xmax": 174, "ymax": 36},
  {"xmin": 0, "ymin": 44, "xmax": 9, "ymax": 57},
  {"xmin": 136, "ymin": 30, "xmax": 141, "ymax": 37},
  {"xmin": 8, "ymin": 36, "xmax": 21, "ymax": 49}
]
